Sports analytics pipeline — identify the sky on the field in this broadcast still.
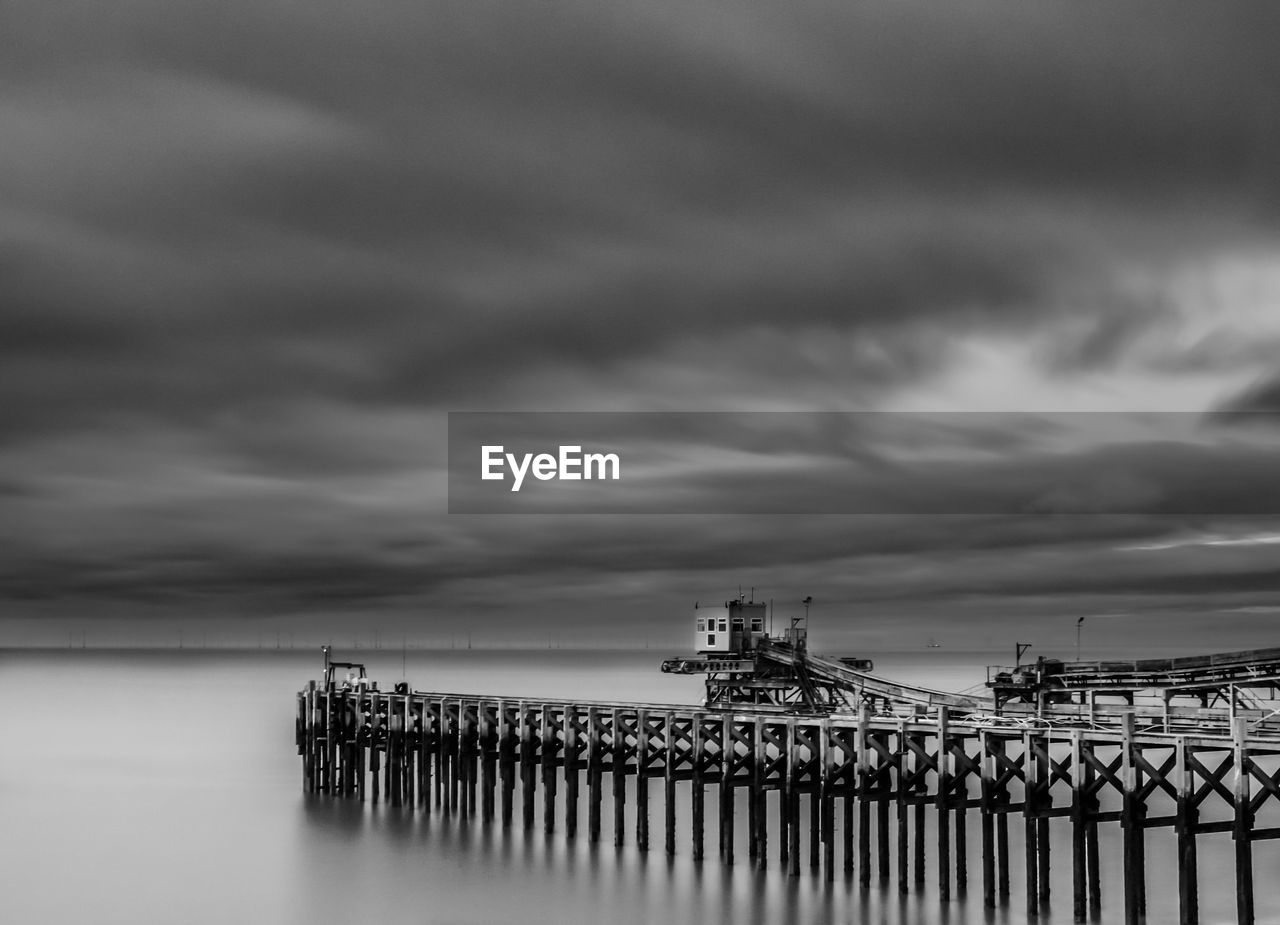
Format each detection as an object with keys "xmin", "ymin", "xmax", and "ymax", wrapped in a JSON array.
[{"xmin": 3, "ymin": 1, "xmax": 1280, "ymax": 654}]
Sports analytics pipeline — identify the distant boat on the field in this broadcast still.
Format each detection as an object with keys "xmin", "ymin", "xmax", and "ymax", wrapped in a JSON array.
[{"xmin": 927, "ymin": 637, "xmax": 942, "ymax": 648}]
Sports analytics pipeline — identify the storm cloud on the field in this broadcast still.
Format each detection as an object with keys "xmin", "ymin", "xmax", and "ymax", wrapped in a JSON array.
[{"xmin": 4, "ymin": 1, "xmax": 1280, "ymax": 652}]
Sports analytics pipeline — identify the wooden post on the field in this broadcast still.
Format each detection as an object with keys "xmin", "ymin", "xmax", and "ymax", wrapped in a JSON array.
[
  {"xmin": 1084, "ymin": 736, "xmax": 1101, "ymax": 916},
  {"xmin": 780, "ymin": 722, "xmax": 791, "ymax": 868},
  {"xmin": 450, "ymin": 699, "xmax": 462, "ymax": 813},
  {"xmin": 810, "ymin": 732, "xmax": 822, "ymax": 872},
  {"xmin": 692, "ymin": 714, "xmax": 705, "ymax": 861},
  {"xmin": 1121, "ymin": 712, "xmax": 1140, "ymax": 925},
  {"xmin": 1233, "ymin": 718, "xmax": 1254, "ymax": 925},
  {"xmin": 390, "ymin": 695, "xmax": 402, "ymax": 808},
  {"xmin": 355, "ymin": 719, "xmax": 366, "ymax": 803},
  {"xmin": 436, "ymin": 698, "xmax": 447, "ymax": 811},
  {"xmin": 787, "ymin": 720, "xmax": 801, "ymax": 876},
  {"xmin": 997, "ymin": 796, "xmax": 1010, "ymax": 900},
  {"xmin": 937, "ymin": 707, "xmax": 951, "ymax": 900},
  {"xmin": 843, "ymin": 723, "xmax": 855, "ymax": 875},
  {"xmin": 981, "ymin": 731, "xmax": 995, "ymax": 908},
  {"xmin": 636, "ymin": 709, "xmax": 649, "ymax": 851},
  {"xmin": 565, "ymin": 706, "xmax": 580, "ymax": 837},
  {"xmin": 1175, "ymin": 737, "xmax": 1198, "ymax": 925},
  {"xmin": 1024, "ymin": 732, "xmax": 1039, "ymax": 918},
  {"xmin": 664, "ymin": 711, "xmax": 676, "ymax": 856},
  {"xmin": 720, "ymin": 715, "xmax": 734, "ymax": 865},
  {"xmin": 752, "ymin": 717, "xmax": 766, "ymax": 868},
  {"xmin": 1071, "ymin": 732, "xmax": 1087, "ymax": 923},
  {"xmin": 455, "ymin": 706, "xmax": 465, "ymax": 813},
  {"xmin": 479, "ymin": 703, "xmax": 493, "ymax": 821},
  {"xmin": 878, "ymin": 735, "xmax": 891, "ymax": 883},
  {"xmin": 324, "ymin": 689, "xmax": 335, "ymax": 793},
  {"xmin": 301, "ymin": 687, "xmax": 313, "ymax": 792},
  {"xmin": 821, "ymin": 719, "xmax": 835, "ymax": 880},
  {"xmin": 1036, "ymin": 735, "xmax": 1051, "ymax": 902},
  {"xmin": 897, "ymin": 722, "xmax": 909, "ymax": 893},
  {"xmin": 520, "ymin": 702, "xmax": 535, "ymax": 830},
  {"xmin": 588, "ymin": 706, "xmax": 602, "ymax": 843},
  {"xmin": 955, "ymin": 731, "xmax": 968, "ymax": 894},
  {"xmin": 542, "ymin": 705, "xmax": 556, "ymax": 834},
  {"xmin": 409, "ymin": 697, "xmax": 419, "ymax": 809},
  {"xmin": 465, "ymin": 702, "xmax": 477, "ymax": 816},
  {"xmin": 390, "ymin": 695, "xmax": 403, "ymax": 808},
  {"xmin": 613, "ymin": 708, "xmax": 627, "ymax": 848},
  {"xmin": 858, "ymin": 707, "xmax": 872, "ymax": 887},
  {"xmin": 371, "ymin": 695, "xmax": 378, "ymax": 803},
  {"xmin": 499, "ymin": 702, "xmax": 514, "ymax": 828},
  {"xmin": 1133, "ymin": 751, "xmax": 1145, "ymax": 918},
  {"xmin": 914, "ymin": 751, "xmax": 926, "ymax": 888}
]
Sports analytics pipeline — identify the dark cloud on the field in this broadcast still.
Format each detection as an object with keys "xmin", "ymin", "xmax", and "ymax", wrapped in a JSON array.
[
  {"xmin": 1213, "ymin": 371, "xmax": 1280, "ymax": 414},
  {"xmin": 4, "ymin": 2, "xmax": 1280, "ymax": 646}
]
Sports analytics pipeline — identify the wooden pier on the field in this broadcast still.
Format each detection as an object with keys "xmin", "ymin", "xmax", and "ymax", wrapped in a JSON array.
[{"xmin": 297, "ymin": 681, "xmax": 1280, "ymax": 924}]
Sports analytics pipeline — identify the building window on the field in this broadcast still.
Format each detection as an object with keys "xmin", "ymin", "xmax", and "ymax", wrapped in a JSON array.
[{"xmin": 707, "ymin": 634, "xmax": 716, "ymax": 646}]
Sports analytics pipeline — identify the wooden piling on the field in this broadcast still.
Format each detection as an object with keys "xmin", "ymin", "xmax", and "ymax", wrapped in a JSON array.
[
  {"xmin": 499, "ymin": 702, "xmax": 514, "ymax": 828},
  {"xmin": 664, "ymin": 711, "xmax": 676, "ymax": 856},
  {"xmin": 1035, "ymin": 735, "xmax": 1051, "ymax": 903},
  {"xmin": 613, "ymin": 708, "xmax": 627, "ymax": 848},
  {"xmin": 1233, "ymin": 717, "xmax": 1254, "ymax": 925},
  {"xmin": 878, "ymin": 740, "xmax": 891, "ymax": 883},
  {"xmin": 897, "ymin": 723, "xmax": 909, "ymax": 893},
  {"xmin": 635, "ymin": 709, "xmax": 649, "ymax": 850},
  {"xmin": 954, "ymin": 729, "xmax": 968, "ymax": 894},
  {"xmin": 1121, "ymin": 713, "xmax": 1140, "ymax": 925},
  {"xmin": 1175, "ymin": 737, "xmax": 1198, "ymax": 925},
  {"xmin": 1071, "ymin": 732, "xmax": 1087, "ymax": 923},
  {"xmin": 747, "ymin": 721, "xmax": 757, "ymax": 864},
  {"xmin": 787, "ymin": 720, "xmax": 801, "ymax": 877},
  {"xmin": 565, "ymin": 706, "xmax": 580, "ymax": 837},
  {"xmin": 937, "ymin": 707, "xmax": 951, "ymax": 900},
  {"xmin": 809, "ymin": 752, "xmax": 822, "ymax": 872},
  {"xmin": 692, "ymin": 714, "xmax": 705, "ymax": 861},
  {"xmin": 779, "ymin": 723, "xmax": 791, "ymax": 868},
  {"xmin": 450, "ymin": 699, "xmax": 462, "ymax": 813},
  {"xmin": 1024, "ymin": 731, "xmax": 1039, "ymax": 918},
  {"xmin": 479, "ymin": 703, "xmax": 493, "ymax": 821},
  {"xmin": 857, "ymin": 708, "xmax": 871, "ymax": 887},
  {"xmin": 720, "ymin": 715, "xmax": 734, "ymax": 865},
  {"xmin": 1084, "ymin": 745, "xmax": 1101, "ymax": 916},
  {"xmin": 464, "ymin": 702, "xmax": 477, "ymax": 816},
  {"xmin": 820, "ymin": 720, "xmax": 834, "ymax": 880},
  {"xmin": 436, "ymin": 697, "xmax": 447, "ymax": 812},
  {"xmin": 542, "ymin": 705, "xmax": 556, "ymax": 834},
  {"xmin": 520, "ymin": 702, "xmax": 535, "ymax": 830},
  {"xmin": 588, "ymin": 706, "xmax": 602, "ymax": 843}
]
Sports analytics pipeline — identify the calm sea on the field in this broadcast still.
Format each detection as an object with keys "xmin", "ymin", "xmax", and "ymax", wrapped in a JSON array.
[{"xmin": 0, "ymin": 647, "xmax": 1272, "ymax": 924}]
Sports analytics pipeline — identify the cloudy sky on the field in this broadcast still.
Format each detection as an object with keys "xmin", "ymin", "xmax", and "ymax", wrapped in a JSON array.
[{"xmin": 4, "ymin": 1, "xmax": 1280, "ymax": 653}]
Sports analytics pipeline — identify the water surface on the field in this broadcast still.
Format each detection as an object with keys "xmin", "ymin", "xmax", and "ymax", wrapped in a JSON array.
[{"xmin": 1, "ymin": 648, "xmax": 1272, "ymax": 924}]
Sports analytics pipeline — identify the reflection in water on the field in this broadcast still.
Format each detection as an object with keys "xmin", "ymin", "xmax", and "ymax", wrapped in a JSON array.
[{"xmin": 0, "ymin": 648, "xmax": 1272, "ymax": 924}]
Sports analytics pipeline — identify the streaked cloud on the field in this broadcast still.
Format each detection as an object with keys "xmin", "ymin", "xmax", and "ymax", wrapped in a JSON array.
[{"xmin": 4, "ymin": 1, "xmax": 1280, "ymax": 650}]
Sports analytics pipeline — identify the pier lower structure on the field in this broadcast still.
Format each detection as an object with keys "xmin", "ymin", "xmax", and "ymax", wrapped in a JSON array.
[{"xmin": 297, "ymin": 683, "xmax": 1280, "ymax": 924}]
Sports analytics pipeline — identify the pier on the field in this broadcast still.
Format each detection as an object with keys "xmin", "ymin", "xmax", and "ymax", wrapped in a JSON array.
[{"xmin": 297, "ymin": 677, "xmax": 1280, "ymax": 924}]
